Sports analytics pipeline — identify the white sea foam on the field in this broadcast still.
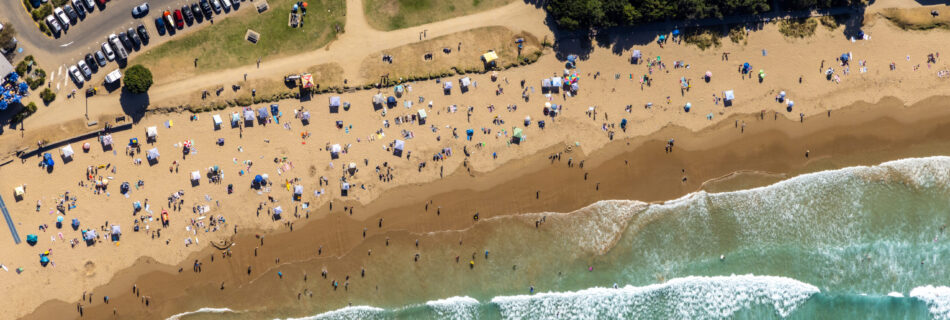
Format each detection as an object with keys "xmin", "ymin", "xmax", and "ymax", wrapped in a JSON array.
[
  {"xmin": 166, "ymin": 307, "xmax": 240, "ymax": 320},
  {"xmin": 910, "ymin": 285, "xmax": 950, "ymax": 320},
  {"xmin": 281, "ymin": 306, "xmax": 386, "ymax": 320},
  {"xmin": 425, "ymin": 296, "xmax": 480, "ymax": 320},
  {"xmin": 491, "ymin": 274, "xmax": 819, "ymax": 320},
  {"xmin": 887, "ymin": 291, "xmax": 905, "ymax": 298}
]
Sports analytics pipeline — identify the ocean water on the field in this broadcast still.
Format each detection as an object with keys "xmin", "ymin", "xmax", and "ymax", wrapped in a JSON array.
[{"xmin": 178, "ymin": 156, "xmax": 950, "ymax": 320}]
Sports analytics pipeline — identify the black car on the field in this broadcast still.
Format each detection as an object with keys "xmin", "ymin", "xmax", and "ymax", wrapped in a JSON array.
[
  {"xmin": 118, "ymin": 32, "xmax": 133, "ymax": 50},
  {"xmin": 199, "ymin": 0, "xmax": 212, "ymax": 18},
  {"xmin": 127, "ymin": 28, "xmax": 141, "ymax": 48},
  {"xmin": 137, "ymin": 24, "xmax": 149, "ymax": 43},
  {"xmin": 182, "ymin": 5, "xmax": 194, "ymax": 23},
  {"xmin": 64, "ymin": 5, "xmax": 78, "ymax": 22},
  {"xmin": 73, "ymin": 2, "xmax": 86, "ymax": 19},
  {"xmin": 154, "ymin": 17, "xmax": 166, "ymax": 35},
  {"xmin": 191, "ymin": 3, "xmax": 203, "ymax": 22},
  {"xmin": 84, "ymin": 53, "xmax": 97, "ymax": 70}
]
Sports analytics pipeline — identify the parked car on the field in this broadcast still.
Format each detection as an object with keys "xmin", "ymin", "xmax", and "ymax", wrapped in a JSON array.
[
  {"xmin": 69, "ymin": 65, "xmax": 84, "ymax": 85},
  {"xmin": 164, "ymin": 11, "xmax": 174, "ymax": 31},
  {"xmin": 118, "ymin": 32, "xmax": 132, "ymax": 50},
  {"xmin": 64, "ymin": 5, "xmax": 78, "ymax": 22},
  {"xmin": 154, "ymin": 16, "xmax": 166, "ymax": 35},
  {"xmin": 83, "ymin": 0, "xmax": 95, "ymax": 11},
  {"xmin": 199, "ymin": 0, "xmax": 212, "ymax": 17},
  {"xmin": 97, "ymin": 0, "xmax": 106, "ymax": 5},
  {"xmin": 191, "ymin": 3, "xmax": 203, "ymax": 22},
  {"xmin": 45, "ymin": 15, "xmax": 62, "ymax": 34},
  {"xmin": 101, "ymin": 41, "xmax": 115, "ymax": 60},
  {"xmin": 211, "ymin": 0, "xmax": 221, "ymax": 14},
  {"xmin": 84, "ymin": 53, "xmax": 96, "ymax": 70},
  {"xmin": 54, "ymin": 7, "xmax": 70, "ymax": 28},
  {"xmin": 174, "ymin": 9, "xmax": 184, "ymax": 28},
  {"xmin": 71, "ymin": 0, "xmax": 86, "ymax": 18},
  {"xmin": 137, "ymin": 24, "xmax": 149, "ymax": 43},
  {"xmin": 182, "ymin": 5, "xmax": 194, "ymax": 23},
  {"xmin": 94, "ymin": 50, "xmax": 107, "ymax": 66},
  {"xmin": 77, "ymin": 60, "xmax": 92, "ymax": 78},
  {"xmin": 127, "ymin": 28, "xmax": 141, "ymax": 47},
  {"xmin": 132, "ymin": 3, "xmax": 149, "ymax": 17},
  {"xmin": 220, "ymin": 0, "xmax": 231, "ymax": 12}
]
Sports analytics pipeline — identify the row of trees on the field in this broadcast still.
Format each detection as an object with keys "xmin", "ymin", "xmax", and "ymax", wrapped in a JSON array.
[{"xmin": 545, "ymin": 0, "xmax": 863, "ymax": 30}]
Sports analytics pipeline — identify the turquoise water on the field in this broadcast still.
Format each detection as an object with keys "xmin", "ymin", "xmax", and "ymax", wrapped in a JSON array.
[{"xmin": 175, "ymin": 157, "xmax": 950, "ymax": 320}]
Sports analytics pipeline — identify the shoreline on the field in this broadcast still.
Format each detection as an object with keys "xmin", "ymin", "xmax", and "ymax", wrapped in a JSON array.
[{"xmin": 21, "ymin": 93, "xmax": 950, "ymax": 319}]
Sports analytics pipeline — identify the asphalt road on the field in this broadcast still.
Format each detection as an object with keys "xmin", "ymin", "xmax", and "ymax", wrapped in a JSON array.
[{"xmin": 1, "ymin": 0, "xmax": 244, "ymax": 90}]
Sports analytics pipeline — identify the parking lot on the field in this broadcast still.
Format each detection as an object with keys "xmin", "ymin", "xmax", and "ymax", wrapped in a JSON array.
[{"xmin": 2, "ymin": 0, "xmax": 243, "ymax": 91}]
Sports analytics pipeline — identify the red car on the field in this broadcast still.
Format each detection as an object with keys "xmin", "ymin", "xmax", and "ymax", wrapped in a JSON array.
[
  {"xmin": 97, "ymin": 0, "xmax": 106, "ymax": 4},
  {"xmin": 174, "ymin": 9, "xmax": 184, "ymax": 28}
]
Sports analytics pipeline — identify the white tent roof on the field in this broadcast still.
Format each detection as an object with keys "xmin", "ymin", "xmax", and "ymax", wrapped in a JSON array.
[
  {"xmin": 723, "ymin": 90, "xmax": 735, "ymax": 101},
  {"xmin": 147, "ymin": 148, "xmax": 160, "ymax": 160},
  {"xmin": 274, "ymin": 206, "xmax": 283, "ymax": 215},
  {"xmin": 329, "ymin": 96, "xmax": 341, "ymax": 107},
  {"xmin": 632, "ymin": 50, "xmax": 642, "ymax": 58},
  {"xmin": 101, "ymin": 135, "xmax": 113, "ymax": 146},
  {"xmin": 460, "ymin": 77, "xmax": 471, "ymax": 87},
  {"xmin": 191, "ymin": 171, "xmax": 201, "ymax": 181},
  {"xmin": 294, "ymin": 185, "xmax": 303, "ymax": 195},
  {"xmin": 146, "ymin": 126, "xmax": 158, "ymax": 138},
  {"xmin": 552, "ymin": 77, "xmax": 563, "ymax": 86},
  {"xmin": 341, "ymin": 182, "xmax": 350, "ymax": 190},
  {"xmin": 418, "ymin": 109, "xmax": 427, "ymax": 118},
  {"xmin": 301, "ymin": 111, "xmax": 311, "ymax": 120},
  {"xmin": 61, "ymin": 145, "xmax": 74, "ymax": 158},
  {"xmin": 244, "ymin": 110, "xmax": 254, "ymax": 121},
  {"xmin": 443, "ymin": 82, "xmax": 453, "ymax": 89},
  {"xmin": 394, "ymin": 139, "xmax": 405, "ymax": 151},
  {"xmin": 212, "ymin": 114, "xmax": 223, "ymax": 125},
  {"xmin": 373, "ymin": 93, "xmax": 385, "ymax": 104},
  {"xmin": 111, "ymin": 225, "xmax": 121, "ymax": 235},
  {"xmin": 231, "ymin": 112, "xmax": 240, "ymax": 123},
  {"xmin": 331, "ymin": 144, "xmax": 342, "ymax": 154}
]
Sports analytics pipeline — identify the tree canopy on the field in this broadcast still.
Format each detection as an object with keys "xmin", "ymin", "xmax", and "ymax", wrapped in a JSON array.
[{"xmin": 123, "ymin": 64, "xmax": 154, "ymax": 94}]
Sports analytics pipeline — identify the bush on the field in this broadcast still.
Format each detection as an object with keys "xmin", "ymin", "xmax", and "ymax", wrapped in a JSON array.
[
  {"xmin": 684, "ymin": 29, "xmax": 721, "ymax": 50},
  {"xmin": 12, "ymin": 102, "xmax": 38, "ymax": 123},
  {"xmin": 31, "ymin": 4, "xmax": 52, "ymax": 21},
  {"xmin": 51, "ymin": 0, "xmax": 67, "ymax": 7},
  {"xmin": 123, "ymin": 65, "xmax": 154, "ymax": 94},
  {"xmin": 40, "ymin": 88, "xmax": 56, "ymax": 103},
  {"xmin": 23, "ymin": 0, "xmax": 34, "ymax": 10},
  {"xmin": 15, "ymin": 60, "xmax": 29, "ymax": 76},
  {"xmin": 779, "ymin": 18, "xmax": 818, "ymax": 38}
]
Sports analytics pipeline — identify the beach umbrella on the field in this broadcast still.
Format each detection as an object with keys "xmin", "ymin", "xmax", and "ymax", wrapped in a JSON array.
[
  {"xmin": 684, "ymin": 103, "xmax": 691, "ymax": 113},
  {"xmin": 56, "ymin": 215, "xmax": 64, "ymax": 223},
  {"xmin": 7, "ymin": 72, "xmax": 18, "ymax": 82},
  {"xmin": 254, "ymin": 175, "xmax": 263, "ymax": 185},
  {"xmin": 840, "ymin": 53, "xmax": 849, "ymax": 62},
  {"xmin": 705, "ymin": 71, "xmax": 712, "ymax": 79},
  {"xmin": 0, "ymin": 100, "xmax": 7, "ymax": 111},
  {"xmin": 72, "ymin": 218, "xmax": 80, "ymax": 229},
  {"xmin": 83, "ymin": 143, "xmax": 91, "ymax": 151},
  {"xmin": 19, "ymin": 82, "xmax": 29, "ymax": 93},
  {"xmin": 40, "ymin": 255, "xmax": 49, "ymax": 265},
  {"xmin": 302, "ymin": 1, "xmax": 307, "ymax": 7},
  {"xmin": 672, "ymin": 29, "xmax": 680, "ymax": 36}
]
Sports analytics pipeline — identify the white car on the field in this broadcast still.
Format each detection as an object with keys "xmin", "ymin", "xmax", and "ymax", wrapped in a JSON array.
[
  {"xmin": 54, "ymin": 7, "xmax": 70, "ymax": 29},
  {"xmin": 83, "ymin": 0, "xmax": 95, "ymax": 11},
  {"xmin": 101, "ymin": 42, "xmax": 115, "ymax": 61},
  {"xmin": 45, "ymin": 15, "xmax": 62, "ymax": 33},
  {"xmin": 77, "ymin": 60, "xmax": 92, "ymax": 79},
  {"xmin": 132, "ymin": 3, "xmax": 149, "ymax": 16},
  {"xmin": 221, "ymin": 0, "xmax": 231, "ymax": 11},
  {"xmin": 68, "ymin": 65, "xmax": 84, "ymax": 85}
]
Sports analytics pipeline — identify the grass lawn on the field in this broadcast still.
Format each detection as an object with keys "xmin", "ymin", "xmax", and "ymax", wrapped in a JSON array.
[
  {"xmin": 363, "ymin": 0, "xmax": 512, "ymax": 31},
  {"xmin": 359, "ymin": 26, "xmax": 541, "ymax": 83},
  {"xmin": 133, "ymin": 0, "xmax": 345, "ymax": 81}
]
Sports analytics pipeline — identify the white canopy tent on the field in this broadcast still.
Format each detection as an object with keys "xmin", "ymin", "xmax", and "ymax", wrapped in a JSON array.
[
  {"xmin": 294, "ymin": 185, "xmax": 304, "ymax": 195},
  {"xmin": 443, "ymin": 82, "xmax": 453, "ymax": 90},
  {"xmin": 418, "ymin": 109, "xmax": 427, "ymax": 119},
  {"xmin": 244, "ymin": 110, "xmax": 255, "ymax": 121},
  {"xmin": 329, "ymin": 96, "xmax": 341, "ymax": 108},
  {"xmin": 147, "ymin": 148, "xmax": 160, "ymax": 160},
  {"xmin": 146, "ymin": 126, "xmax": 158, "ymax": 139},
  {"xmin": 111, "ymin": 225, "xmax": 121, "ymax": 236},
  {"xmin": 460, "ymin": 77, "xmax": 471, "ymax": 87},
  {"xmin": 191, "ymin": 171, "xmax": 201, "ymax": 181},
  {"xmin": 330, "ymin": 144, "xmax": 342, "ymax": 156},
  {"xmin": 723, "ymin": 90, "xmax": 735, "ymax": 101},
  {"xmin": 231, "ymin": 112, "xmax": 241, "ymax": 125},
  {"xmin": 301, "ymin": 111, "xmax": 311, "ymax": 121},
  {"xmin": 101, "ymin": 135, "xmax": 113, "ymax": 147},
  {"xmin": 61, "ymin": 145, "xmax": 74, "ymax": 159},
  {"xmin": 212, "ymin": 114, "xmax": 223, "ymax": 127},
  {"xmin": 373, "ymin": 93, "xmax": 385, "ymax": 105},
  {"xmin": 394, "ymin": 139, "xmax": 405, "ymax": 152}
]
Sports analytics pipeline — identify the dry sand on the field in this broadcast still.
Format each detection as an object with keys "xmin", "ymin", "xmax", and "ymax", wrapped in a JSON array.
[{"xmin": 3, "ymin": 3, "xmax": 950, "ymax": 319}]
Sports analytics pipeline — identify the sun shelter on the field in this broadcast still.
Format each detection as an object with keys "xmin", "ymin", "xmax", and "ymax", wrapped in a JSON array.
[
  {"xmin": 341, "ymin": 182, "xmax": 350, "ymax": 196},
  {"xmin": 273, "ymin": 206, "xmax": 283, "ymax": 220},
  {"xmin": 244, "ymin": 109, "xmax": 255, "ymax": 122},
  {"xmin": 482, "ymin": 51, "xmax": 498, "ymax": 67},
  {"xmin": 512, "ymin": 127, "xmax": 524, "ymax": 144},
  {"xmin": 26, "ymin": 234, "xmax": 38, "ymax": 245},
  {"xmin": 373, "ymin": 93, "xmax": 385, "ymax": 109},
  {"xmin": 146, "ymin": 126, "xmax": 158, "ymax": 141},
  {"xmin": 293, "ymin": 185, "xmax": 303, "ymax": 200},
  {"xmin": 394, "ymin": 85, "xmax": 404, "ymax": 96},
  {"xmin": 301, "ymin": 111, "xmax": 311, "ymax": 124},
  {"xmin": 329, "ymin": 96, "xmax": 341, "ymax": 113},
  {"xmin": 417, "ymin": 109, "xmax": 427, "ymax": 124},
  {"xmin": 71, "ymin": 218, "xmax": 80, "ymax": 230},
  {"xmin": 212, "ymin": 114, "xmax": 223, "ymax": 129},
  {"xmin": 541, "ymin": 78, "xmax": 552, "ymax": 91},
  {"xmin": 301, "ymin": 73, "xmax": 314, "ymax": 89},
  {"xmin": 110, "ymin": 225, "xmax": 121, "ymax": 241},
  {"xmin": 147, "ymin": 148, "xmax": 160, "ymax": 162},
  {"xmin": 631, "ymin": 50, "xmax": 642, "ymax": 64},
  {"xmin": 257, "ymin": 107, "xmax": 269, "ymax": 120},
  {"xmin": 443, "ymin": 81, "xmax": 453, "ymax": 94},
  {"xmin": 723, "ymin": 90, "xmax": 735, "ymax": 106},
  {"xmin": 231, "ymin": 112, "xmax": 241, "ymax": 127},
  {"xmin": 191, "ymin": 171, "xmax": 201, "ymax": 185},
  {"xmin": 14, "ymin": 185, "xmax": 25, "ymax": 200},
  {"xmin": 330, "ymin": 144, "xmax": 342, "ymax": 159},
  {"xmin": 61, "ymin": 144, "xmax": 74, "ymax": 160},
  {"xmin": 101, "ymin": 134, "xmax": 113, "ymax": 148},
  {"xmin": 387, "ymin": 96, "xmax": 397, "ymax": 108},
  {"xmin": 393, "ymin": 139, "xmax": 405, "ymax": 157},
  {"xmin": 42, "ymin": 153, "xmax": 54, "ymax": 168},
  {"xmin": 253, "ymin": 174, "xmax": 265, "ymax": 187}
]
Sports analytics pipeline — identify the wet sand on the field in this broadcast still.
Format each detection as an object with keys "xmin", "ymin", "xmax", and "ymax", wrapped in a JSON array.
[{"xmin": 22, "ymin": 95, "xmax": 950, "ymax": 319}]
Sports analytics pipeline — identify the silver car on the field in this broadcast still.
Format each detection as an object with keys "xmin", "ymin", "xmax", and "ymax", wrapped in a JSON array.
[
  {"xmin": 101, "ymin": 42, "xmax": 115, "ymax": 61},
  {"xmin": 69, "ymin": 65, "xmax": 84, "ymax": 85},
  {"xmin": 77, "ymin": 60, "xmax": 92, "ymax": 79}
]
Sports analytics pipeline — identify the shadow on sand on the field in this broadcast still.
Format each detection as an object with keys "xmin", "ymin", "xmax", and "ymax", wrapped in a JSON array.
[{"xmin": 119, "ymin": 87, "xmax": 150, "ymax": 123}]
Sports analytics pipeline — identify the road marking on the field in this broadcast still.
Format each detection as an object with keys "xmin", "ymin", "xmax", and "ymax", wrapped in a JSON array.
[{"xmin": 61, "ymin": 41, "xmax": 75, "ymax": 47}]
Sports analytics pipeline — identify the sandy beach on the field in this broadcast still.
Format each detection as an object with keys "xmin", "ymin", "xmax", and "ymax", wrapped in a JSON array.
[{"xmin": 4, "ymin": 2, "xmax": 950, "ymax": 318}]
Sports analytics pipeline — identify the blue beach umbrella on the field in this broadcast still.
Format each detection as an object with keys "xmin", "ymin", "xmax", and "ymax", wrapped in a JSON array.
[
  {"xmin": 0, "ymin": 100, "xmax": 7, "ymax": 110},
  {"xmin": 672, "ymin": 29, "xmax": 680, "ymax": 36},
  {"xmin": 7, "ymin": 72, "xmax": 18, "ymax": 82},
  {"xmin": 19, "ymin": 82, "xmax": 29, "ymax": 93}
]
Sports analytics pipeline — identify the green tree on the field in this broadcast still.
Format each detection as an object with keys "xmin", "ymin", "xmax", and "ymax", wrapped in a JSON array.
[
  {"xmin": 123, "ymin": 65, "xmax": 154, "ymax": 94},
  {"xmin": 40, "ymin": 88, "xmax": 56, "ymax": 103},
  {"xmin": 0, "ymin": 23, "xmax": 16, "ymax": 49}
]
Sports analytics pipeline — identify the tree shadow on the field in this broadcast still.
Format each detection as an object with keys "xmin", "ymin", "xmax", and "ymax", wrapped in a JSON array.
[{"xmin": 119, "ymin": 87, "xmax": 150, "ymax": 123}]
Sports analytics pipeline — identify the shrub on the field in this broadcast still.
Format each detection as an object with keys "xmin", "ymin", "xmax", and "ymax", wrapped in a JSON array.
[
  {"xmin": 123, "ymin": 65, "xmax": 154, "ymax": 94},
  {"xmin": 31, "ymin": 4, "xmax": 52, "ymax": 21},
  {"xmin": 15, "ymin": 60, "xmax": 29, "ymax": 76},
  {"xmin": 40, "ymin": 87, "xmax": 56, "ymax": 103},
  {"xmin": 779, "ymin": 18, "xmax": 818, "ymax": 38},
  {"xmin": 12, "ymin": 102, "xmax": 38, "ymax": 123}
]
